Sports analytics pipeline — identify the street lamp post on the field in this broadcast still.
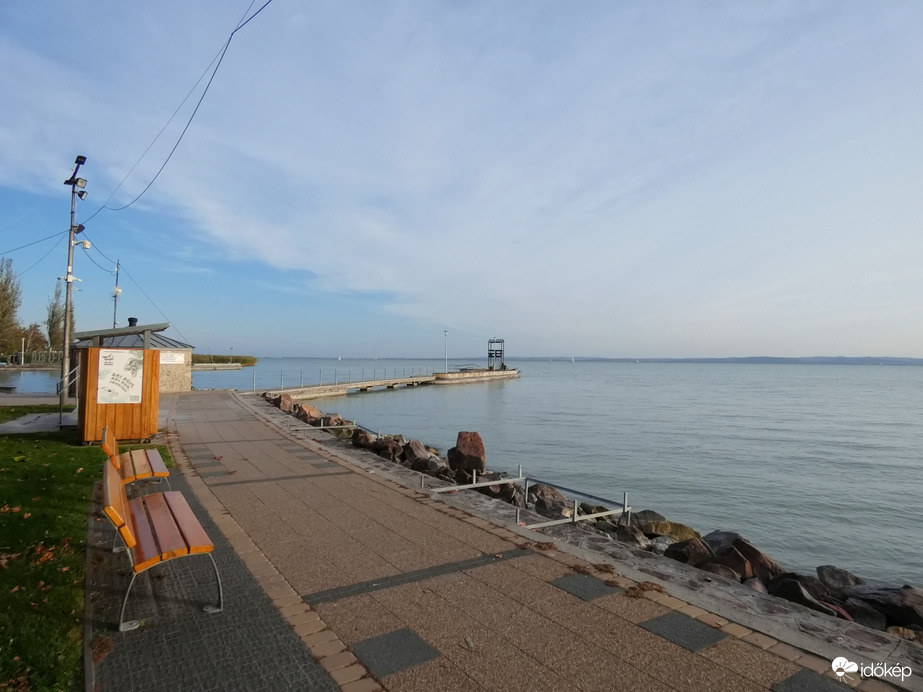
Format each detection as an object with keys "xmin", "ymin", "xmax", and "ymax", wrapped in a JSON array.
[
  {"xmin": 444, "ymin": 330, "xmax": 448, "ymax": 374},
  {"xmin": 61, "ymin": 155, "xmax": 88, "ymax": 423}
]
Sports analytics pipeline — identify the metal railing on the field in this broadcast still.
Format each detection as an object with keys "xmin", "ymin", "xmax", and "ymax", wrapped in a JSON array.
[
  {"xmin": 422, "ymin": 466, "xmax": 630, "ymax": 530},
  {"xmin": 255, "ymin": 366, "xmax": 437, "ymax": 392}
]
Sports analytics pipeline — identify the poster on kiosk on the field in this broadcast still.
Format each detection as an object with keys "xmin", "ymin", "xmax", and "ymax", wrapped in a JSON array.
[{"xmin": 97, "ymin": 349, "xmax": 144, "ymax": 404}]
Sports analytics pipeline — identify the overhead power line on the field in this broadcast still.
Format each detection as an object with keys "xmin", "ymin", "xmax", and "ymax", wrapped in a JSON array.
[{"xmin": 87, "ymin": 0, "xmax": 274, "ymax": 217}]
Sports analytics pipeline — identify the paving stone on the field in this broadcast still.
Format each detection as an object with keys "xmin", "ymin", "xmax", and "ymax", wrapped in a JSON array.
[
  {"xmin": 351, "ymin": 628, "xmax": 441, "ymax": 677},
  {"xmin": 549, "ymin": 572, "xmax": 624, "ymax": 601},
  {"xmin": 773, "ymin": 668, "xmax": 851, "ymax": 691},
  {"xmin": 699, "ymin": 637, "xmax": 801, "ymax": 686},
  {"xmin": 640, "ymin": 610, "xmax": 730, "ymax": 652}
]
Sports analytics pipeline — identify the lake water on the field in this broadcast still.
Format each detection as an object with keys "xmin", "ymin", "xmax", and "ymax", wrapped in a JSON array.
[{"xmin": 8, "ymin": 358, "xmax": 921, "ymax": 585}]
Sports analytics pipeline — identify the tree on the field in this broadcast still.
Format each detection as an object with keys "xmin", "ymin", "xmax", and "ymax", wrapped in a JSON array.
[
  {"xmin": 46, "ymin": 281, "xmax": 65, "ymax": 350},
  {"xmin": 0, "ymin": 258, "xmax": 22, "ymax": 354},
  {"xmin": 18, "ymin": 323, "xmax": 49, "ymax": 352}
]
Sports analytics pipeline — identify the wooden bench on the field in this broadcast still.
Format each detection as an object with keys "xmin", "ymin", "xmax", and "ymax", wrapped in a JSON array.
[
  {"xmin": 102, "ymin": 457, "xmax": 223, "ymax": 631},
  {"xmin": 101, "ymin": 426, "xmax": 171, "ymax": 490}
]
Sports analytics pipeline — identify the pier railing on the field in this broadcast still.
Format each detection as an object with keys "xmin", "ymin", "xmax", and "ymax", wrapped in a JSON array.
[{"xmin": 254, "ymin": 366, "xmax": 436, "ymax": 392}]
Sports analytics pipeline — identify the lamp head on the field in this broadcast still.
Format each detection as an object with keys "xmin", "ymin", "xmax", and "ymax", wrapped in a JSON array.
[
  {"xmin": 74, "ymin": 178, "xmax": 86, "ymax": 189},
  {"xmin": 72, "ymin": 224, "xmax": 85, "ymax": 234},
  {"xmin": 76, "ymin": 190, "xmax": 87, "ymax": 200},
  {"xmin": 75, "ymin": 155, "xmax": 86, "ymax": 165}
]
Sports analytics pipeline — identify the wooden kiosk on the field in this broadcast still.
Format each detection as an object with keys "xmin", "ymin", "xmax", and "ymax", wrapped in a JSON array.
[{"xmin": 73, "ymin": 322, "xmax": 167, "ymax": 444}]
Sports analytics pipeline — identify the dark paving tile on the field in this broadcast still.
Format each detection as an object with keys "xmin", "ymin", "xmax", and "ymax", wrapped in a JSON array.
[
  {"xmin": 639, "ymin": 610, "xmax": 728, "ymax": 652},
  {"xmin": 303, "ymin": 549, "xmax": 530, "ymax": 605},
  {"xmin": 199, "ymin": 470, "xmax": 232, "ymax": 478},
  {"xmin": 550, "ymin": 573, "xmax": 623, "ymax": 601},
  {"xmin": 352, "ymin": 628, "xmax": 440, "ymax": 677},
  {"xmin": 772, "ymin": 668, "xmax": 846, "ymax": 692}
]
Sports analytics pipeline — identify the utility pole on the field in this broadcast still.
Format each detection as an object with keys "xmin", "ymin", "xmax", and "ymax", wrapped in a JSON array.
[
  {"xmin": 61, "ymin": 155, "xmax": 87, "ymax": 424},
  {"xmin": 112, "ymin": 260, "xmax": 121, "ymax": 329},
  {"xmin": 444, "ymin": 330, "xmax": 448, "ymax": 374}
]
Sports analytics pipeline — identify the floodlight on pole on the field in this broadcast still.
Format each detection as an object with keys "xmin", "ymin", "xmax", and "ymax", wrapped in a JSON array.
[{"xmin": 60, "ymin": 154, "xmax": 87, "ymax": 424}]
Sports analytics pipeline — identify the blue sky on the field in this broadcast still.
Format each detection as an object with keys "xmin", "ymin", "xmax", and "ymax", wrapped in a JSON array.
[{"xmin": 2, "ymin": 1, "xmax": 922, "ymax": 359}]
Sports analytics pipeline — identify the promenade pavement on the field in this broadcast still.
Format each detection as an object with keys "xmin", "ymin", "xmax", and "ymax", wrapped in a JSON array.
[{"xmin": 3, "ymin": 390, "xmax": 914, "ymax": 690}]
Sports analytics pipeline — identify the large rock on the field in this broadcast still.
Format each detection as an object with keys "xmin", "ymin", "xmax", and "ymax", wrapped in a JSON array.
[
  {"xmin": 295, "ymin": 403, "xmax": 323, "ymax": 424},
  {"xmin": 702, "ymin": 531, "xmax": 786, "ymax": 585},
  {"xmin": 273, "ymin": 393, "xmax": 295, "ymax": 412},
  {"xmin": 631, "ymin": 510, "xmax": 670, "ymax": 535},
  {"xmin": 816, "ymin": 565, "xmax": 865, "ymax": 598},
  {"xmin": 321, "ymin": 414, "xmax": 343, "ymax": 427},
  {"xmin": 630, "ymin": 510, "xmax": 697, "ymax": 541},
  {"xmin": 403, "ymin": 440, "xmax": 430, "ymax": 465},
  {"xmin": 528, "ymin": 484, "xmax": 567, "ymax": 504},
  {"xmin": 712, "ymin": 546, "xmax": 754, "ymax": 581},
  {"xmin": 844, "ymin": 597, "xmax": 888, "ymax": 631},
  {"xmin": 534, "ymin": 497, "xmax": 574, "ymax": 520},
  {"xmin": 371, "ymin": 436, "xmax": 404, "ymax": 462},
  {"xmin": 351, "ymin": 428, "xmax": 376, "ymax": 448},
  {"xmin": 769, "ymin": 578, "xmax": 837, "ymax": 617},
  {"xmin": 842, "ymin": 585, "xmax": 923, "ymax": 629},
  {"xmin": 647, "ymin": 536, "xmax": 676, "ymax": 556},
  {"xmin": 701, "ymin": 562, "xmax": 742, "ymax": 582},
  {"xmin": 664, "ymin": 537, "xmax": 713, "ymax": 568},
  {"xmin": 446, "ymin": 431, "xmax": 486, "ymax": 473},
  {"xmin": 613, "ymin": 524, "xmax": 651, "ymax": 549}
]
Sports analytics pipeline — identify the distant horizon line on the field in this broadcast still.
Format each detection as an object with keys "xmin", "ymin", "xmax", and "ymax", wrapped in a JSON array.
[{"xmin": 246, "ymin": 355, "xmax": 923, "ymax": 365}]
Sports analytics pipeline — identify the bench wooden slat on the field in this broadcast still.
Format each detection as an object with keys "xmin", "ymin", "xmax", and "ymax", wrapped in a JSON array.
[
  {"xmin": 101, "ymin": 428, "xmax": 118, "ymax": 467},
  {"xmin": 103, "ymin": 460, "xmax": 137, "ymax": 549},
  {"xmin": 101, "ymin": 425, "xmax": 170, "ymax": 485},
  {"xmin": 163, "ymin": 491, "xmax": 214, "ymax": 555},
  {"xmin": 127, "ymin": 497, "xmax": 165, "ymax": 572},
  {"xmin": 145, "ymin": 449, "xmax": 170, "ymax": 478},
  {"xmin": 127, "ymin": 449, "xmax": 152, "ymax": 480},
  {"xmin": 143, "ymin": 492, "xmax": 189, "ymax": 561}
]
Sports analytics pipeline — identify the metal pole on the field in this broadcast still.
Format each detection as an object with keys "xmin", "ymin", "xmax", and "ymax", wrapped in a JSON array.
[
  {"xmin": 252, "ymin": 369, "xmax": 256, "ymax": 392},
  {"xmin": 112, "ymin": 259, "xmax": 120, "ymax": 329},
  {"xmin": 444, "ymin": 330, "xmax": 448, "ymax": 374},
  {"xmin": 60, "ymin": 158, "xmax": 84, "ymax": 424}
]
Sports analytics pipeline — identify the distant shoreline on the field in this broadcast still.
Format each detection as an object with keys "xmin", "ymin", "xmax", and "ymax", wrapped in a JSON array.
[{"xmin": 534, "ymin": 356, "xmax": 923, "ymax": 366}]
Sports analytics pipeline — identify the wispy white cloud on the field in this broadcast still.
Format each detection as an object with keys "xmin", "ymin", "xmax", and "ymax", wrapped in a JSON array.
[{"xmin": 3, "ymin": 1, "xmax": 923, "ymax": 357}]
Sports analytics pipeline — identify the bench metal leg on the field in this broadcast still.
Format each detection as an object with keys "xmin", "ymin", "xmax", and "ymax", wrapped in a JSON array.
[
  {"xmin": 119, "ymin": 573, "xmax": 142, "ymax": 632},
  {"xmin": 202, "ymin": 553, "xmax": 224, "ymax": 615},
  {"xmin": 117, "ymin": 553, "xmax": 223, "ymax": 632}
]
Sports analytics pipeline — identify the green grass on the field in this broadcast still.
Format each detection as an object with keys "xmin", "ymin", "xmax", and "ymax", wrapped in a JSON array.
[
  {"xmin": 0, "ymin": 430, "xmax": 98, "ymax": 691},
  {"xmin": 0, "ymin": 413, "xmax": 172, "ymax": 690}
]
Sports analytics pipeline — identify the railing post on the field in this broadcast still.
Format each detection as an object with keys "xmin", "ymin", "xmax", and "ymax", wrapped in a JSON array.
[
  {"xmin": 572, "ymin": 499, "xmax": 578, "ymax": 523},
  {"xmin": 281, "ymin": 370, "xmax": 284, "ymax": 389}
]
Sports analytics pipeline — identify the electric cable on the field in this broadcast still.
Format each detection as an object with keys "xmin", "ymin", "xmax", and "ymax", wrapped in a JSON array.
[{"xmin": 93, "ymin": 0, "xmax": 273, "ymax": 215}]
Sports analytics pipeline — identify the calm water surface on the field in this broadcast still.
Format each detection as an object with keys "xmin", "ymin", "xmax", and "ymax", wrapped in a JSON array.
[{"xmin": 9, "ymin": 359, "xmax": 921, "ymax": 584}]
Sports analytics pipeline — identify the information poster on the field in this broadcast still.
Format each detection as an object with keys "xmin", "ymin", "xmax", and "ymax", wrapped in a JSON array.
[{"xmin": 97, "ymin": 349, "xmax": 144, "ymax": 404}]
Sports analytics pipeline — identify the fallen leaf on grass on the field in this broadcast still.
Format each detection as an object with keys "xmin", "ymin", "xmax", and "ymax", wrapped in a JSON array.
[{"xmin": 75, "ymin": 467, "xmax": 83, "ymax": 473}]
